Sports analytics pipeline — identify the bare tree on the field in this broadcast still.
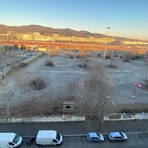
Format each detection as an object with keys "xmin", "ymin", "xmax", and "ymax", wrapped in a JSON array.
[
  {"xmin": 0, "ymin": 67, "xmax": 17, "ymax": 117},
  {"xmin": 0, "ymin": 78, "xmax": 10, "ymax": 117},
  {"xmin": 77, "ymin": 60, "xmax": 112, "ymax": 130},
  {"xmin": 0, "ymin": 48, "xmax": 24, "ymax": 118}
]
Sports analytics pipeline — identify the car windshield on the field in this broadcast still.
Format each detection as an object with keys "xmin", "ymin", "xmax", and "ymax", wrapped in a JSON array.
[
  {"xmin": 97, "ymin": 134, "xmax": 100, "ymax": 138},
  {"xmin": 120, "ymin": 132, "xmax": 124, "ymax": 138},
  {"xmin": 12, "ymin": 135, "xmax": 20, "ymax": 144},
  {"xmin": 56, "ymin": 133, "xmax": 61, "ymax": 141}
]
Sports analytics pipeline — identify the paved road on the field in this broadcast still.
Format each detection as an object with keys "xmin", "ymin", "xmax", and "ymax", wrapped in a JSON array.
[
  {"xmin": 20, "ymin": 134, "xmax": 148, "ymax": 148},
  {"xmin": 0, "ymin": 120, "xmax": 148, "ymax": 147},
  {"xmin": 0, "ymin": 120, "xmax": 148, "ymax": 136}
]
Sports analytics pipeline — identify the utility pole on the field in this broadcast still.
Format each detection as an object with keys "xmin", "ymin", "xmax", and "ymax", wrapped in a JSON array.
[{"xmin": 103, "ymin": 26, "xmax": 111, "ymax": 59}]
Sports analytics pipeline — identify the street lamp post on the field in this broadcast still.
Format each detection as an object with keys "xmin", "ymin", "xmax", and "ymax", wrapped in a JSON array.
[{"xmin": 103, "ymin": 26, "xmax": 111, "ymax": 59}]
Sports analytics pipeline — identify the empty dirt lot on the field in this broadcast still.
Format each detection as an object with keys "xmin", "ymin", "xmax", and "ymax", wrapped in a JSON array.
[{"xmin": 1, "ymin": 53, "xmax": 148, "ymax": 109}]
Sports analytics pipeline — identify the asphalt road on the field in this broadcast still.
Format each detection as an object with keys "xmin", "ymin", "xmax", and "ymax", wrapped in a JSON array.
[
  {"xmin": 0, "ymin": 120, "xmax": 148, "ymax": 147},
  {"xmin": 0, "ymin": 120, "xmax": 148, "ymax": 136},
  {"xmin": 21, "ymin": 134, "xmax": 148, "ymax": 148}
]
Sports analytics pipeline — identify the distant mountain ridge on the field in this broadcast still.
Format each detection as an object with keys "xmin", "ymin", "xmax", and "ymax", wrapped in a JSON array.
[
  {"xmin": 1, "ymin": 24, "xmax": 147, "ymax": 43},
  {"xmin": 0, "ymin": 24, "xmax": 107, "ymax": 38}
]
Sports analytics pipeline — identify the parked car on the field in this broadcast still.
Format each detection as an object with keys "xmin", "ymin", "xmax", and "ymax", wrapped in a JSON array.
[
  {"xmin": 0, "ymin": 132, "xmax": 23, "ymax": 148},
  {"xmin": 87, "ymin": 132, "xmax": 104, "ymax": 143},
  {"xmin": 36, "ymin": 130, "xmax": 63, "ymax": 146},
  {"xmin": 108, "ymin": 131, "xmax": 128, "ymax": 143}
]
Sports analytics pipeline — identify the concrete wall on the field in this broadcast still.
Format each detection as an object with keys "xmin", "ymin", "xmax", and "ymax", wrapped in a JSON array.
[{"xmin": 104, "ymin": 113, "xmax": 148, "ymax": 121}]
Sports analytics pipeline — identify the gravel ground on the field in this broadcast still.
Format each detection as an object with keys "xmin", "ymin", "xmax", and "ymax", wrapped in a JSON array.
[
  {"xmin": 104, "ymin": 58, "xmax": 148, "ymax": 105},
  {"xmin": 1, "ymin": 53, "xmax": 148, "ymax": 108}
]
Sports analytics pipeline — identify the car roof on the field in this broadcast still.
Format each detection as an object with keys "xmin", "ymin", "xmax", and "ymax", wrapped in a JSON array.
[
  {"xmin": 0, "ymin": 133, "xmax": 16, "ymax": 142},
  {"xmin": 88, "ymin": 132, "xmax": 98, "ymax": 138},
  {"xmin": 37, "ymin": 130, "xmax": 57, "ymax": 139},
  {"xmin": 110, "ymin": 132, "xmax": 121, "ymax": 137}
]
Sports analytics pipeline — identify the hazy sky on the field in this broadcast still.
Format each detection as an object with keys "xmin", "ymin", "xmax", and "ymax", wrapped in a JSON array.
[{"xmin": 0, "ymin": 0, "xmax": 148, "ymax": 40}]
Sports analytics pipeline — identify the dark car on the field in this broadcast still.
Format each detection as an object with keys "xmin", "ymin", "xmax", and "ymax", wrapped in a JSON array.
[{"xmin": 108, "ymin": 131, "xmax": 128, "ymax": 143}]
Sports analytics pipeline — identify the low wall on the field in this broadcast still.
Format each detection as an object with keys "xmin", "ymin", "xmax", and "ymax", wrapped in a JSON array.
[
  {"xmin": 1, "ymin": 113, "xmax": 148, "ymax": 123},
  {"xmin": 22, "ymin": 52, "xmax": 43, "ymax": 64},
  {"xmin": 104, "ymin": 113, "xmax": 148, "ymax": 121},
  {"xmin": 0, "ymin": 115, "xmax": 85, "ymax": 123}
]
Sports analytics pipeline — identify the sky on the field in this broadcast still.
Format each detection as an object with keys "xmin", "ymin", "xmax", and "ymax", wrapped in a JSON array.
[{"xmin": 0, "ymin": 0, "xmax": 148, "ymax": 40}]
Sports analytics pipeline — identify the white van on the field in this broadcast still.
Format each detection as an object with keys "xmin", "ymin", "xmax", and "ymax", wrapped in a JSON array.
[
  {"xmin": 36, "ymin": 130, "xmax": 63, "ymax": 146},
  {"xmin": 0, "ymin": 133, "xmax": 23, "ymax": 148}
]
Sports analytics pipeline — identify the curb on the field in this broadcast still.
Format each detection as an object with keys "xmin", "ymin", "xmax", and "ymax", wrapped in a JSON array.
[
  {"xmin": 63, "ymin": 134, "xmax": 86, "ymax": 137},
  {"xmin": 22, "ymin": 131, "xmax": 148, "ymax": 139},
  {"xmin": 63, "ymin": 131, "xmax": 148, "ymax": 137}
]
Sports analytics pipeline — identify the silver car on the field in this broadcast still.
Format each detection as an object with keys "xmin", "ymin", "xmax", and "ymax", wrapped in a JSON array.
[
  {"xmin": 87, "ymin": 132, "xmax": 104, "ymax": 143},
  {"xmin": 108, "ymin": 131, "xmax": 128, "ymax": 143}
]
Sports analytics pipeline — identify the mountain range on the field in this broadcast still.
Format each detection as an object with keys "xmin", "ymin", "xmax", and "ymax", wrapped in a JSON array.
[
  {"xmin": 0, "ymin": 24, "xmax": 114, "ymax": 38},
  {"xmin": 0, "ymin": 24, "xmax": 147, "ymax": 43}
]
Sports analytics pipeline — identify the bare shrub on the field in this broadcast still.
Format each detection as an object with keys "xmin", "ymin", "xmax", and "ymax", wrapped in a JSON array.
[
  {"xmin": 85, "ymin": 58, "xmax": 91, "ymax": 63},
  {"xmin": 10, "ymin": 97, "xmax": 40, "ymax": 116},
  {"xmin": 130, "ymin": 54, "xmax": 143, "ymax": 60},
  {"xmin": 0, "ymin": 74, "xmax": 20, "ymax": 117},
  {"xmin": 10, "ymin": 96, "xmax": 69, "ymax": 117},
  {"xmin": 98, "ymin": 53, "xmax": 101, "ymax": 57},
  {"xmin": 30, "ymin": 77, "xmax": 47, "ymax": 90},
  {"xmin": 107, "ymin": 58, "xmax": 118, "ymax": 68},
  {"xmin": 117, "ymin": 103, "xmax": 148, "ymax": 114},
  {"xmin": 123, "ymin": 54, "xmax": 131, "ymax": 62},
  {"xmin": 119, "ymin": 55, "xmax": 123, "ymax": 59},
  {"xmin": 135, "ymin": 54, "xmax": 143, "ymax": 59},
  {"xmin": 76, "ymin": 54, "xmax": 86, "ymax": 58},
  {"xmin": 45, "ymin": 60, "xmax": 54, "ymax": 67},
  {"xmin": 76, "ymin": 55, "xmax": 81, "ymax": 58},
  {"xmin": 114, "ymin": 54, "xmax": 118, "ymax": 57},
  {"xmin": 105, "ymin": 55, "xmax": 111, "ymax": 59},
  {"xmin": 123, "ymin": 50, "xmax": 141, "ymax": 61},
  {"xmin": 131, "ymin": 55, "xmax": 137, "ymax": 60},
  {"xmin": 141, "ymin": 79, "xmax": 148, "ymax": 91},
  {"xmin": 107, "ymin": 63, "xmax": 118, "ymax": 68},
  {"xmin": 78, "ymin": 63, "xmax": 87, "ymax": 69},
  {"xmin": 69, "ymin": 55, "xmax": 74, "ymax": 59}
]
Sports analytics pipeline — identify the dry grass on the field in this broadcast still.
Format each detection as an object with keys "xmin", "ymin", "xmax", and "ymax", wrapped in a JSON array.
[
  {"xmin": 115, "ymin": 103, "xmax": 148, "ymax": 114},
  {"xmin": 9, "ymin": 96, "xmax": 75, "ymax": 117}
]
